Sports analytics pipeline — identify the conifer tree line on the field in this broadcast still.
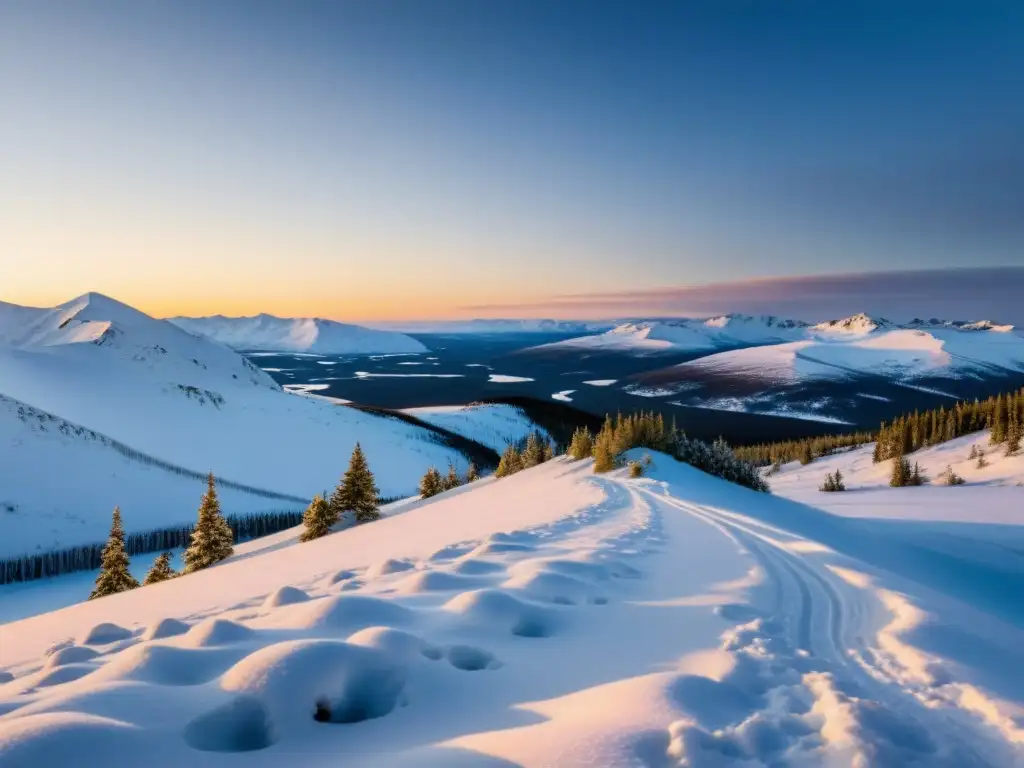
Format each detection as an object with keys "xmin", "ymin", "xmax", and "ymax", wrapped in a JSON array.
[
  {"xmin": 418, "ymin": 460, "xmax": 479, "ymax": 500},
  {"xmin": 300, "ymin": 443, "xmax": 381, "ymax": 542},
  {"xmin": 734, "ymin": 385, "xmax": 1024, "ymax": 467},
  {"xmin": 567, "ymin": 411, "xmax": 769, "ymax": 493},
  {"xmin": 493, "ymin": 430, "xmax": 557, "ymax": 479},
  {"xmin": 0, "ymin": 504, "xmax": 306, "ymax": 585},
  {"xmin": 872, "ymin": 387, "xmax": 1024, "ymax": 463}
]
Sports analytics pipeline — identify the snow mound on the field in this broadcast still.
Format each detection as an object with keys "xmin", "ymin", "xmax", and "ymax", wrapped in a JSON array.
[
  {"xmin": 289, "ymin": 595, "xmax": 414, "ymax": 632},
  {"xmin": 393, "ymin": 570, "xmax": 487, "ymax": 594},
  {"xmin": 78, "ymin": 622, "xmax": 133, "ymax": 646},
  {"xmin": 449, "ymin": 558, "xmax": 507, "ymax": 576},
  {"xmin": 365, "ymin": 558, "xmax": 416, "ymax": 579},
  {"xmin": 325, "ymin": 568, "xmax": 360, "ymax": 586},
  {"xmin": 262, "ymin": 586, "xmax": 310, "ymax": 608},
  {"xmin": 182, "ymin": 618, "xmax": 256, "ymax": 647},
  {"xmin": 220, "ymin": 639, "xmax": 407, "ymax": 727},
  {"xmin": 442, "ymin": 588, "xmax": 560, "ymax": 638},
  {"xmin": 140, "ymin": 618, "xmax": 190, "ymax": 641},
  {"xmin": 91, "ymin": 643, "xmax": 244, "ymax": 687},
  {"xmin": 169, "ymin": 314, "xmax": 428, "ymax": 355},
  {"xmin": 0, "ymin": 712, "xmax": 144, "ymax": 766},
  {"xmin": 346, "ymin": 626, "xmax": 443, "ymax": 662},
  {"xmin": 43, "ymin": 645, "xmax": 99, "ymax": 668}
]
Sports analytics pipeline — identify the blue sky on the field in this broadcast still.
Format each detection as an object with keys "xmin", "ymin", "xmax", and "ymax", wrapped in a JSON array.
[{"xmin": 1, "ymin": 1, "xmax": 1021, "ymax": 319}]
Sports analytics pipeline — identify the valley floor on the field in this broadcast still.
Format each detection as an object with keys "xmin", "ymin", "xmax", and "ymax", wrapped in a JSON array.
[{"xmin": 0, "ymin": 452, "xmax": 1021, "ymax": 766}]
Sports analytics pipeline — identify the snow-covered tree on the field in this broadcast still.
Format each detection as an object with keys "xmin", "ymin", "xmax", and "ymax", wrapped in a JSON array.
[
  {"xmin": 142, "ymin": 552, "xmax": 176, "ymax": 585},
  {"xmin": 90, "ymin": 507, "xmax": 139, "ymax": 599},
  {"xmin": 299, "ymin": 494, "xmax": 336, "ymax": 542},
  {"xmin": 183, "ymin": 473, "xmax": 234, "ymax": 573}
]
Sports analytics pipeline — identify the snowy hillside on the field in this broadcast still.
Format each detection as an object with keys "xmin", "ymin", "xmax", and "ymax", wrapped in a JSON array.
[
  {"xmin": 1, "ymin": 452, "xmax": 1021, "ymax": 766},
  {"xmin": 170, "ymin": 314, "xmax": 427, "ymax": 355},
  {"xmin": 0, "ymin": 393, "xmax": 306, "ymax": 560},
  {"xmin": 401, "ymin": 404, "xmax": 548, "ymax": 453},
  {"xmin": 0, "ymin": 294, "xmax": 469, "ymax": 552}
]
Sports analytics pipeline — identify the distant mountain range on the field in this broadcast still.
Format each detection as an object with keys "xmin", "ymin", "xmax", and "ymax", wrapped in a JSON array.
[
  {"xmin": 170, "ymin": 314, "xmax": 428, "ymax": 354},
  {"xmin": 524, "ymin": 313, "xmax": 1024, "ymax": 424}
]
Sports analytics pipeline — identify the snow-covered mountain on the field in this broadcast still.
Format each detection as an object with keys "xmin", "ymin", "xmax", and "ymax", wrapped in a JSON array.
[
  {"xmin": 0, "ymin": 294, "xmax": 471, "ymax": 555},
  {"xmin": 628, "ymin": 313, "xmax": 1024, "ymax": 423},
  {"xmin": 532, "ymin": 315, "xmax": 812, "ymax": 354},
  {"xmin": 169, "ymin": 314, "xmax": 427, "ymax": 355},
  {"xmin": 1, "ymin": 448, "xmax": 1021, "ymax": 766}
]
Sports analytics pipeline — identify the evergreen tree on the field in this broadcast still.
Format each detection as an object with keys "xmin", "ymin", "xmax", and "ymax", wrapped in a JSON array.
[
  {"xmin": 419, "ymin": 466, "xmax": 443, "ymax": 497},
  {"xmin": 443, "ymin": 462, "xmax": 462, "ymax": 491},
  {"xmin": 465, "ymin": 462, "xmax": 479, "ymax": 482},
  {"xmin": 336, "ymin": 443, "xmax": 380, "ymax": 523},
  {"xmin": 798, "ymin": 443, "xmax": 814, "ymax": 466},
  {"xmin": 968, "ymin": 444, "xmax": 979, "ymax": 460},
  {"xmin": 991, "ymin": 394, "xmax": 1007, "ymax": 443},
  {"xmin": 909, "ymin": 462, "xmax": 925, "ymax": 486},
  {"xmin": 542, "ymin": 440, "xmax": 555, "ymax": 463},
  {"xmin": 890, "ymin": 456, "xmax": 911, "ymax": 488},
  {"xmin": 495, "ymin": 445, "xmax": 524, "ymax": 478},
  {"xmin": 940, "ymin": 466, "xmax": 965, "ymax": 486},
  {"xmin": 142, "ymin": 551, "xmax": 176, "ymax": 585},
  {"xmin": 592, "ymin": 427, "xmax": 616, "ymax": 473},
  {"xmin": 1007, "ymin": 403, "xmax": 1022, "ymax": 455},
  {"xmin": 628, "ymin": 460, "xmax": 644, "ymax": 478},
  {"xmin": 183, "ymin": 473, "xmax": 234, "ymax": 573},
  {"xmin": 976, "ymin": 448, "xmax": 989, "ymax": 469},
  {"xmin": 522, "ymin": 432, "xmax": 543, "ymax": 468},
  {"xmin": 567, "ymin": 427, "xmax": 593, "ymax": 460},
  {"xmin": 90, "ymin": 507, "xmax": 139, "ymax": 599},
  {"xmin": 872, "ymin": 440, "xmax": 883, "ymax": 464},
  {"xmin": 299, "ymin": 494, "xmax": 336, "ymax": 542}
]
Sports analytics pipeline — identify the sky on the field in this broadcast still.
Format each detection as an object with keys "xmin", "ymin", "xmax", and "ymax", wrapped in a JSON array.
[{"xmin": 1, "ymin": 1, "xmax": 1022, "ymax": 321}]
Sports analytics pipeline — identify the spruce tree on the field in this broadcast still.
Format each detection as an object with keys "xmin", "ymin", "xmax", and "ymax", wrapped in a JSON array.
[
  {"xmin": 522, "ymin": 432, "xmax": 543, "ymax": 468},
  {"xmin": 443, "ymin": 462, "xmax": 462, "ymax": 491},
  {"xmin": 798, "ymin": 443, "xmax": 814, "ymax": 466},
  {"xmin": 542, "ymin": 440, "xmax": 555, "ymax": 463},
  {"xmin": 977, "ymin": 448, "xmax": 989, "ymax": 468},
  {"xmin": 890, "ymin": 456, "xmax": 911, "ymax": 488},
  {"xmin": 495, "ymin": 445, "xmax": 523, "ymax": 477},
  {"xmin": 337, "ymin": 443, "xmax": 380, "ymax": 523},
  {"xmin": 299, "ymin": 494, "xmax": 336, "ymax": 542},
  {"xmin": 420, "ymin": 466, "xmax": 443, "ymax": 497},
  {"xmin": 592, "ymin": 428, "xmax": 616, "ymax": 473},
  {"xmin": 90, "ymin": 507, "xmax": 139, "ymax": 599},
  {"xmin": 465, "ymin": 462, "xmax": 479, "ymax": 482},
  {"xmin": 184, "ymin": 473, "xmax": 234, "ymax": 573},
  {"xmin": 991, "ymin": 394, "xmax": 1007, "ymax": 443},
  {"xmin": 567, "ymin": 427, "xmax": 593, "ymax": 460},
  {"xmin": 142, "ymin": 552, "xmax": 176, "ymax": 585}
]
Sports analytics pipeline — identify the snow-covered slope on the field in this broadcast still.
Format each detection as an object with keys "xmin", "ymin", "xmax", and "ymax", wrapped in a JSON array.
[
  {"xmin": 401, "ymin": 404, "xmax": 548, "ymax": 453},
  {"xmin": 1, "ymin": 453, "xmax": 1021, "ymax": 766},
  {"xmin": 0, "ymin": 393, "xmax": 305, "ymax": 560},
  {"xmin": 534, "ymin": 315, "xmax": 811, "ymax": 354},
  {"xmin": 169, "ymin": 314, "xmax": 427, "ymax": 354},
  {"xmin": 0, "ymin": 294, "xmax": 468, "ymax": 551}
]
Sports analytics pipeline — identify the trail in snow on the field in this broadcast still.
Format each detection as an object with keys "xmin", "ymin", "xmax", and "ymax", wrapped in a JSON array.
[{"xmin": 636, "ymin": 484, "xmax": 1022, "ymax": 766}]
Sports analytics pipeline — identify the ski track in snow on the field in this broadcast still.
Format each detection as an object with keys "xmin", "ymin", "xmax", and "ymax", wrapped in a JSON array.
[{"xmin": 0, "ymin": 457, "xmax": 1020, "ymax": 766}]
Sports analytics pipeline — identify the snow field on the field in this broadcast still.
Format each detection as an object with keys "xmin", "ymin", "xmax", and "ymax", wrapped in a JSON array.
[
  {"xmin": 1, "ymin": 450, "xmax": 1021, "ymax": 766},
  {"xmin": 400, "ymin": 404, "xmax": 549, "ymax": 453}
]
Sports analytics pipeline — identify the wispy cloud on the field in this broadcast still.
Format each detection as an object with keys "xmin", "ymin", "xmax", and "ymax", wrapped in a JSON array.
[{"xmin": 460, "ymin": 267, "xmax": 1024, "ymax": 324}]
